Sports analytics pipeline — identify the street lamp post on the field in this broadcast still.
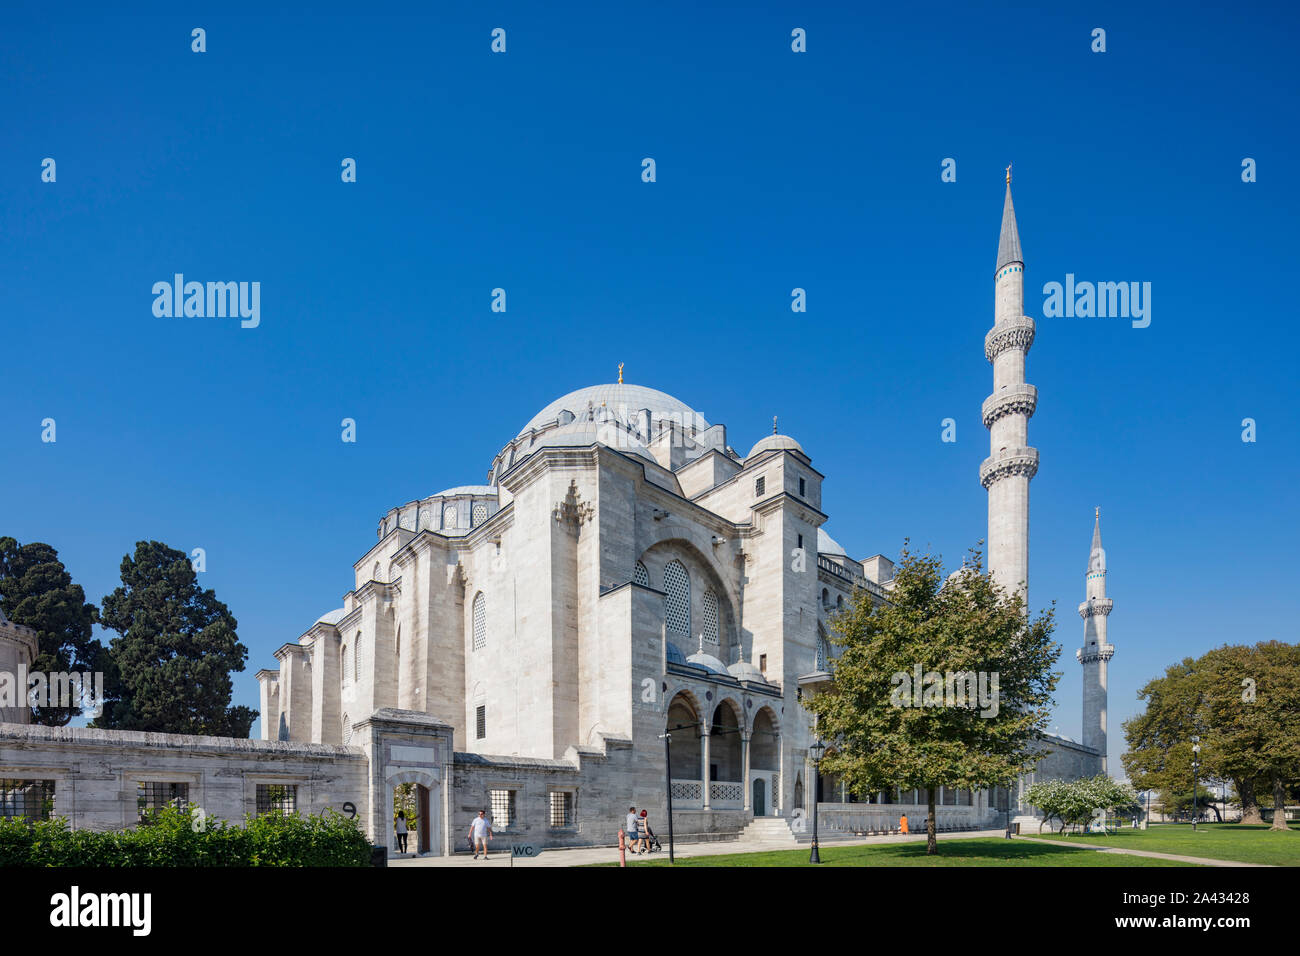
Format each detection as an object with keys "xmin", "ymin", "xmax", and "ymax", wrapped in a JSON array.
[
  {"xmin": 809, "ymin": 738, "xmax": 826, "ymax": 864},
  {"xmin": 1191, "ymin": 736, "xmax": 1201, "ymax": 832},
  {"xmin": 659, "ymin": 731, "xmax": 675, "ymax": 863}
]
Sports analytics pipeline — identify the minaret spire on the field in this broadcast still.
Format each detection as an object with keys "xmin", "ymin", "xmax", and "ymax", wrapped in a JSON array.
[
  {"xmin": 1078, "ymin": 509, "xmax": 1115, "ymax": 772},
  {"xmin": 981, "ymin": 174, "xmax": 1038, "ymax": 607}
]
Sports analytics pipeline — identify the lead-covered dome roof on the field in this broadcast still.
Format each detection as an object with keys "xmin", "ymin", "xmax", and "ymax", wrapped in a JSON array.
[{"xmin": 518, "ymin": 384, "xmax": 707, "ymax": 438}]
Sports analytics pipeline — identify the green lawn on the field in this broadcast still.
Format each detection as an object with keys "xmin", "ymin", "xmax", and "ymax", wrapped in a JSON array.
[
  {"xmin": 589, "ymin": 837, "xmax": 1194, "ymax": 867},
  {"xmin": 1020, "ymin": 822, "xmax": 1299, "ymax": 866}
]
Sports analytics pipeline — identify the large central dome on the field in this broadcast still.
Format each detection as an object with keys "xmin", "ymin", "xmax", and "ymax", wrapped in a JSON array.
[{"xmin": 517, "ymin": 384, "xmax": 708, "ymax": 437}]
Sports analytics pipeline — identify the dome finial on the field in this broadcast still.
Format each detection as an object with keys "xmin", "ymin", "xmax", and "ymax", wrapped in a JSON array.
[
  {"xmin": 617, "ymin": 362, "xmax": 624, "ymax": 384},
  {"xmin": 773, "ymin": 415, "xmax": 778, "ymax": 435},
  {"xmin": 1006, "ymin": 162, "xmax": 1012, "ymax": 185}
]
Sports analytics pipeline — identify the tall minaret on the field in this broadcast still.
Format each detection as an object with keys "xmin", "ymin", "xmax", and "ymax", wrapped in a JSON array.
[
  {"xmin": 1077, "ymin": 509, "xmax": 1115, "ymax": 772},
  {"xmin": 981, "ymin": 168, "xmax": 1039, "ymax": 605}
]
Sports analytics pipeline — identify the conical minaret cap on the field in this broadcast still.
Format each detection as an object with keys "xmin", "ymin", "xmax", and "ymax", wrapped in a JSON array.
[
  {"xmin": 996, "ymin": 182, "xmax": 1023, "ymax": 271},
  {"xmin": 1089, "ymin": 508, "xmax": 1106, "ymax": 572}
]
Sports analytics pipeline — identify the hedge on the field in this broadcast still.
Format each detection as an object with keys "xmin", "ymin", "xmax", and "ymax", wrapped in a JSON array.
[{"xmin": 0, "ymin": 805, "xmax": 372, "ymax": 867}]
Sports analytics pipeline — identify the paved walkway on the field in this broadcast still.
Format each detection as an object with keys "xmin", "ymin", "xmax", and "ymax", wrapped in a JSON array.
[
  {"xmin": 1021, "ymin": 835, "xmax": 1273, "ymax": 867},
  {"xmin": 390, "ymin": 828, "xmax": 1008, "ymax": 867}
]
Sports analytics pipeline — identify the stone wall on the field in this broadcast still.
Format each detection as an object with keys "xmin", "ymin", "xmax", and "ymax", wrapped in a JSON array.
[{"xmin": 0, "ymin": 723, "xmax": 367, "ymax": 832}]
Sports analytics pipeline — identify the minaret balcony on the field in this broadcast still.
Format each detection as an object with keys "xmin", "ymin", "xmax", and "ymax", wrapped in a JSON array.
[
  {"xmin": 982, "ymin": 384, "xmax": 1038, "ymax": 428},
  {"xmin": 1076, "ymin": 643, "xmax": 1115, "ymax": 664},
  {"xmin": 979, "ymin": 447, "xmax": 1039, "ymax": 488},
  {"xmin": 984, "ymin": 315, "xmax": 1036, "ymax": 362},
  {"xmin": 1078, "ymin": 598, "xmax": 1113, "ymax": 619}
]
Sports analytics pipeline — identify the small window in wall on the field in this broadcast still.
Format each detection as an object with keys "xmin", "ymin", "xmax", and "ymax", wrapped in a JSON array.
[
  {"xmin": 759, "ymin": 654, "xmax": 767, "ymax": 674},
  {"xmin": 633, "ymin": 562, "xmax": 649, "ymax": 587},
  {"xmin": 354, "ymin": 636, "xmax": 361, "ymax": 680},
  {"xmin": 797, "ymin": 533, "xmax": 803, "ymax": 550},
  {"xmin": 341, "ymin": 644, "xmax": 350, "ymax": 682},
  {"xmin": 472, "ymin": 592, "xmax": 487, "ymax": 650},
  {"xmin": 443, "ymin": 506, "xmax": 458, "ymax": 529},
  {"xmin": 490, "ymin": 789, "xmax": 516, "ymax": 829},
  {"xmin": 549, "ymin": 791, "xmax": 573, "ymax": 828},
  {"xmin": 476, "ymin": 705, "xmax": 486, "ymax": 740},
  {"xmin": 702, "ymin": 589, "xmax": 719, "ymax": 645},
  {"xmin": 755, "ymin": 476, "xmax": 765, "ymax": 497},
  {"xmin": 799, "ymin": 477, "xmax": 806, "ymax": 497},
  {"xmin": 472, "ymin": 502, "xmax": 488, "ymax": 526},
  {"xmin": 342, "ymin": 713, "xmax": 352, "ymax": 745},
  {"xmin": 256, "ymin": 784, "xmax": 298, "ymax": 817},
  {"xmin": 138, "ymin": 781, "xmax": 189, "ymax": 823},
  {"xmin": 0, "ymin": 779, "xmax": 55, "ymax": 822}
]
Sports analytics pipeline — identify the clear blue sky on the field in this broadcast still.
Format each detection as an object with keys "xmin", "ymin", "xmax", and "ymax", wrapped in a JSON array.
[{"xmin": 3, "ymin": 1, "xmax": 1297, "ymax": 773}]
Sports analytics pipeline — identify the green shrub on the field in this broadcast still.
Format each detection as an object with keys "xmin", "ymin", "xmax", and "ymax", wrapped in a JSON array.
[{"xmin": 0, "ymin": 806, "xmax": 371, "ymax": 867}]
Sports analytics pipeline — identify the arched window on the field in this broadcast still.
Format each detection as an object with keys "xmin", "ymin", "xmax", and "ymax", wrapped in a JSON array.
[
  {"xmin": 341, "ymin": 643, "xmax": 349, "ymax": 682},
  {"xmin": 821, "ymin": 587, "xmax": 830, "ymax": 609},
  {"xmin": 472, "ymin": 502, "xmax": 488, "ymax": 526},
  {"xmin": 342, "ymin": 713, "xmax": 351, "ymax": 745},
  {"xmin": 443, "ymin": 506, "xmax": 457, "ymax": 529},
  {"xmin": 633, "ymin": 562, "xmax": 649, "ymax": 587},
  {"xmin": 702, "ymin": 589, "xmax": 719, "ymax": 645},
  {"xmin": 472, "ymin": 592, "xmax": 487, "ymax": 650},
  {"xmin": 374, "ymin": 562, "xmax": 382, "ymax": 581},
  {"xmin": 663, "ymin": 560, "xmax": 690, "ymax": 636},
  {"xmin": 836, "ymin": 594, "xmax": 844, "ymax": 610},
  {"xmin": 354, "ymin": 633, "xmax": 361, "ymax": 679}
]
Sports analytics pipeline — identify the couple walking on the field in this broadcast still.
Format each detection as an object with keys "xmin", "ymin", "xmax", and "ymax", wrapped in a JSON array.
[{"xmin": 624, "ymin": 806, "xmax": 658, "ymax": 854}]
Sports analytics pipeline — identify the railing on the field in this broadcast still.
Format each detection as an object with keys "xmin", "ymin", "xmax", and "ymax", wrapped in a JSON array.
[
  {"xmin": 709, "ymin": 782, "xmax": 743, "ymax": 808},
  {"xmin": 817, "ymin": 555, "xmax": 888, "ymax": 600},
  {"xmin": 670, "ymin": 779, "xmax": 702, "ymax": 806}
]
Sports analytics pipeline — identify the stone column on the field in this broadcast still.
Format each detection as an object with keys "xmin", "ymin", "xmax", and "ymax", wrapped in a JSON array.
[
  {"xmin": 700, "ymin": 730, "xmax": 711, "ymax": 809},
  {"xmin": 740, "ymin": 731, "xmax": 751, "ymax": 811}
]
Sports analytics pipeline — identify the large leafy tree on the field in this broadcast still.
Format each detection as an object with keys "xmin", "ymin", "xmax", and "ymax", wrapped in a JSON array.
[
  {"xmin": 1123, "ymin": 641, "xmax": 1300, "ymax": 829},
  {"xmin": 94, "ymin": 541, "xmax": 257, "ymax": 737},
  {"xmin": 0, "ymin": 537, "xmax": 105, "ymax": 725},
  {"xmin": 806, "ymin": 544, "xmax": 1059, "ymax": 854}
]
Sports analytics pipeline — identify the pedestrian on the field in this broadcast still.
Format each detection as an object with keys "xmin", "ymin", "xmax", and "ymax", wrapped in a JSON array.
[
  {"xmin": 638, "ymin": 809, "xmax": 651, "ymax": 853},
  {"xmin": 469, "ymin": 809, "xmax": 492, "ymax": 860},
  {"xmin": 625, "ymin": 806, "xmax": 642, "ymax": 854},
  {"xmin": 395, "ymin": 810, "xmax": 408, "ymax": 854}
]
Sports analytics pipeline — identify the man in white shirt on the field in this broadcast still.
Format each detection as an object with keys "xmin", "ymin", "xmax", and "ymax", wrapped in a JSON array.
[{"xmin": 469, "ymin": 809, "xmax": 493, "ymax": 860}]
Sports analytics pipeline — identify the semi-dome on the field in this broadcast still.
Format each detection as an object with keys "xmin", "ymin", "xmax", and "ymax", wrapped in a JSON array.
[
  {"xmin": 728, "ymin": 661, "xmax": 768, "ymax": 683},
  {"xmin": 431, "ymin": 485, "xmax": 497, "ymax": 498},
  {"xmin": 746, "ymin": 433, "xmax": 804, "ymax": 460},
  {"xmin": 686, "ymin": 651, "xmax": 729, "ymax": 675},
  {"xmin": 817, "ymin": 527, "xmax": 847, "ymax": 558},
  {"xmin": 518, "ymin": 384, "xmax": 707, "ymax": 438},
  {"xmin": 315, "ymin": 608, "xmax": 347, "ymax": 627},
  {"xmin": 520, "ymin": 422, "xmax": 657, "ymax": 463}
]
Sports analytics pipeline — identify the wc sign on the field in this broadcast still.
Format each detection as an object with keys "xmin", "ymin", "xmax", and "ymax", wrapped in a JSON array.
[{"xmin": 510, "ymin": 842, "xmax": 541, "ymax": 865}]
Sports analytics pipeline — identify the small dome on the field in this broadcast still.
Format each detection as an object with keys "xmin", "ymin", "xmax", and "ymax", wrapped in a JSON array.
[
  {"xmin": 686, "ymin": 652, "xmax": 729, "ymax": 675},
  {"xmin": 817, "ymin": 527, "xmax": 847, "ymax": 558},
  {"xmin": 315, "ymin": 608, "xmax": 347, "ymax": 627},
  {"xmin": 728, "ymin": 661, "xmax": 768, "ymax": 683},
  {"xmin": 746, "ymin": 434, "xmax": 804, "ymax": 460},
  {"xmin": 665, "ymin": 641, "xmax": 686, "ymax": 665}
]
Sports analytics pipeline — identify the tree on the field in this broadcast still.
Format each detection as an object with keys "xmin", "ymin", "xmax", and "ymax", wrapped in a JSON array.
[
  {"xmin": 0, "ymin": 537, "xmax": 104, "ymax": 725},
  {"xmin": 1123, "ymin": 641, "xmax": 1300, "ymax": 830},
  {"xmin": 806, "ymin": 543, "xmax": 1059, "ymax": 854},
  {"xmin": 94, "ymin": 541, "xmax": 256, "ymax": 737},
  {"xmin": 1025, "ymin": 776, "xmax": 1139, "ymax": 833}
]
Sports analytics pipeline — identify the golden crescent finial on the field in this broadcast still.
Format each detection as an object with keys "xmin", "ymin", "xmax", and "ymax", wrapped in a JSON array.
[
  {"xmin": 617, "ymin": 362, "xmax": 624, "ymax": 385},
  {"xmin": 1006, "ymin": 163, "xmax": 1012, "ymax": 185}
]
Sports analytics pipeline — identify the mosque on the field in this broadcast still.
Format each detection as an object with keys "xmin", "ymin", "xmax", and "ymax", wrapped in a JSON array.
[{"xmin": 0, "ymin": 178, "xmax": 1109, "ymax": 852}]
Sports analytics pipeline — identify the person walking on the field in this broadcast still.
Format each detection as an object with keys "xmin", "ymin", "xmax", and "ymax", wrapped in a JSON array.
[
  {"xmin": 625, "ymin": 806, "xmax": 643, "ymax": 855},
  {"xmin": 395, "ymin": 810, "xmax": 409, "ymax": 854},
  {"xmin": 638, "ymin": 809, "xmax": 652, "ymax": 853},
  {"xmin": 469, "ymin": 809, "xmax": 492, "ymax": 860}
]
